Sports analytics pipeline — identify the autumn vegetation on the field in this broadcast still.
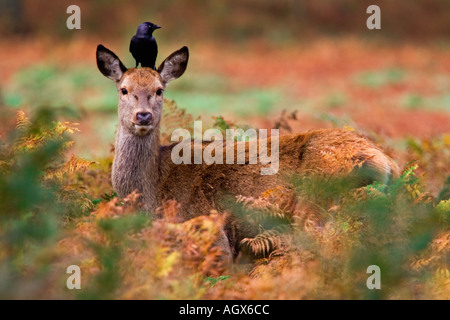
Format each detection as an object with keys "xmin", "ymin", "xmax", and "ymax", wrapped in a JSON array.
[{"xmin": 0, "ymin": 100, "xmax": 447, "ymax": 299}]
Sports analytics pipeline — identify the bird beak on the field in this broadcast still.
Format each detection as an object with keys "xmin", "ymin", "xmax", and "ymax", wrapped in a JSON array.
[{"xmin": 155, "ymin": 25, "xmax": 161, "ymax": 29}]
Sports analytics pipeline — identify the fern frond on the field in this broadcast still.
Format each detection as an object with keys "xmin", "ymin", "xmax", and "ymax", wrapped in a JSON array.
[
  {"xmin": 15, "ymin": 110, "xmax": 31, "ymax": 130},
  {"xmin": 236, "ymin": 186, "xmax": 296, "ymax": 224},
  {"xmin": 54, "ymin": 121, "xmax": 80, "ymax": 135},
  {"xmin": 44, "ymin": 154, "xmax": 95, "ymax": 182},
  {"xmin": 64, "ymin": 154, "xmax": 96, "ymax": 175},
  {"xmin": 241, "ymin": 229, "xmax": 285, "ymax": 257}
]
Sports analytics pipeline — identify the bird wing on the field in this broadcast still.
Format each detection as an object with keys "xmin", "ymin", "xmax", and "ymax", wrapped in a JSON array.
[
  {"xmin": 131, "ymin": 36, "xmax": 157, "ymax": 49},
  {"xmin": 129, "ymin": 36, "xmax": 158, "ymax": 68}
]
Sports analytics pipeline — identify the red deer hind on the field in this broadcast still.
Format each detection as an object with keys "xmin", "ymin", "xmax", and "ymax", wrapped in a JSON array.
[{"xmin": 96, "ymin": 44, "xmax": 399, "ymax": 262}]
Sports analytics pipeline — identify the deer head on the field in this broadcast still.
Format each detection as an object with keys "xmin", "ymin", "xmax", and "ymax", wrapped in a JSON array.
[{"xmin": 96, "ymin": 44, "xmax": 189, "ymax": 136}]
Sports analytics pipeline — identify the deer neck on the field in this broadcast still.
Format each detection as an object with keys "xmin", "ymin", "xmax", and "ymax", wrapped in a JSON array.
[{"xmin": 112, "ymin": 124, "xmax": 161, "ymax": 212}]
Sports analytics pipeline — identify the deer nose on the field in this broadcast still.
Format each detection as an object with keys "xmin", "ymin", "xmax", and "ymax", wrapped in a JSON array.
[{"xmin": 136, "ymin": 112, "xmax": 153, "ymax": 125}]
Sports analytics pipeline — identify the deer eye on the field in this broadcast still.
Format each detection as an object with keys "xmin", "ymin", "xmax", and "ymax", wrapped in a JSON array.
[
  {"xmin": 121, "ymin": 88, "xmax": 128, "ymax": 95},
  {"xmin": 156, "ymin": 88, "xmax": 163, "ymax": 96}
]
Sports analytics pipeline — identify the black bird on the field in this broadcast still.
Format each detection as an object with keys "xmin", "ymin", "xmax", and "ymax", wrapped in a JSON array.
[{"xmin": 129, "ymin": 22, "xmax": 161, "ymax": 69}]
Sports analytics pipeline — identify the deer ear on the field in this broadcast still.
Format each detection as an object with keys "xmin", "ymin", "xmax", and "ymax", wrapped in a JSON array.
[
  {"xmin": 157, "ymin": 46, "xmax": 189, "ymax": 85},
  {"xmin": 96, "ymin": 44, "xmax": 127, "ymax": 82}
]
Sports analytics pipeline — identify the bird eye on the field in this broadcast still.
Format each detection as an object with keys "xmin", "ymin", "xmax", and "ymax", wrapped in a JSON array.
[
  {"xmin": 121, "ymin": 88, "xmax": 128, "ymax": 95},
  {"xmin": 156, "ymin": 88, "xmax": 163, "ymax": 96}
]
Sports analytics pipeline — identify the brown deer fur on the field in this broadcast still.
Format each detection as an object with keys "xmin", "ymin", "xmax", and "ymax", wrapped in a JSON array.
[{"xmin": 96, "ymin": 44, "xmax": 399, "ymax": 259}]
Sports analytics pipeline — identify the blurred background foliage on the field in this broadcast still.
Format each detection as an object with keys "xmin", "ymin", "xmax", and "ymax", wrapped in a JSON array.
[{"xmin": 2, "ymin": 0, "xmax": 450, "ymax": 41}]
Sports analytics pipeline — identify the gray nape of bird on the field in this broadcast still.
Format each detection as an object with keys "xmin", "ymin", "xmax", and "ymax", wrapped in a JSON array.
[{"xmin": 129, "ymin": 22, "xmax": 161, "ymax": 70}]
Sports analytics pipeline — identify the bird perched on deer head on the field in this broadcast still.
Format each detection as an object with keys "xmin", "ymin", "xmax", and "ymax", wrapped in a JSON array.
[{"xmin": 129, "ymin": 22, "xmax": 161, "ymax": 69}]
